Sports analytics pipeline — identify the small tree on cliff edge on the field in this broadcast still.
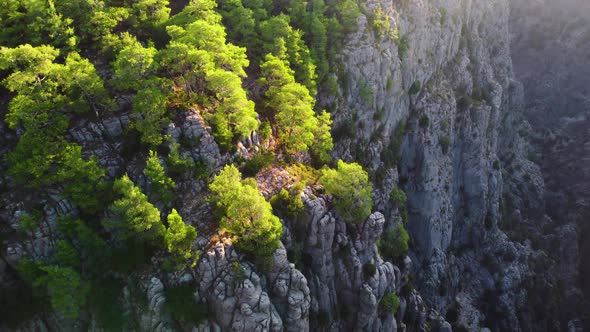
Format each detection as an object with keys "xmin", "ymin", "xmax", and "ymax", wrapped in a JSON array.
[{"xmin": 320, "ymin": 160, "xmax": 373, "ymax": 224}]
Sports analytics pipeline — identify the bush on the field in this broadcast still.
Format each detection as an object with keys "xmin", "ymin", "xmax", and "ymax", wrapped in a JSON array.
[
  {"xmin": 320, "ymin": 160, "xmax": 373, "ymax": 224},
  {"xmin": 409, "ymin": 80, "xmax": 421, "ymax": 95},
  {"xmin": 419, "ymin": 115, "xmax": 429, "ymax": 129},
  {"xmin": 231, "ymin": 261, "xmax": 247, "ymax": 286},
  {"xmin": 270, "ymin": 182, "xmax": 305, "ymax": 218},
  {"xmin": 144, "ymin": 151, "xmax": 176, "ymax": 205},
  {"xmin": 380, "ymin": 291, "xmax": 399, "ymax": 314},
  {"xmin": 378, "ymin": 223, "xmax": 409, "ymax": 260},
  {"xmin": 396, "ymin": 35, "xmax": 409, "ymax": 60},
  {"xmin": 390, "ymin": 188, "xmax": 407, "ymax": 206},
  {"xmin": 439, "ymin": 136, "xmax": 451, "ymax": 154},
  {"xmin": 259, "ymin": 121, "xmax": 272, "ymax": 141},
  {"xmin": 363, "ymin": 262, "xmax": 377, "ymax": 278},
  {"xmin": 359, "ymin": 81, "xmax": 373, "ymax": 105},
  {"xmin": 103, "ymin": 175, "xmax": 164, "ymax": 243},
  {"xmin": 210, "ymin": 165, "xmax": 282, "ymax": 258},
  {"xmin": 164, "ymin": 209, "xmax": 198, "ymax": 269},
  {"xmin": 164, "ymin": 283, "xmax": 208, "ymax": 325},
  {"xmin": 381, "ymin": 120, "xmax": 406, "ymax": 168},
  {"xmin": 242, "ymin": 151, "xmax": 274, "ymax": 177}
]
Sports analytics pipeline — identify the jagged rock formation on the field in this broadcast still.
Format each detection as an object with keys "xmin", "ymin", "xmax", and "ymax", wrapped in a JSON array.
[{"xmin": 324, "ymin": 0, "xmax": 587, "ymax": 330}]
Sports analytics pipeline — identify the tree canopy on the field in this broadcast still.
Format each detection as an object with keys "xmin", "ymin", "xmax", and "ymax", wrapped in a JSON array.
[
  {"xmin": 210, "ymin": 165, "xmax": 282, "ymax": 257},
  {"xmin": 320, "ymin": 160, "xmax": 373, "ymax": 224}
]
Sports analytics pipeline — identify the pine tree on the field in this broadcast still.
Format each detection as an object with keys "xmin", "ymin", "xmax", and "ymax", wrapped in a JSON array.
[
  {"xmin": 104, "ymin": 175, "xmax": 164, "ymax": 243},
  {"xmin": 320, "ymin": 160, "xmax": 373, "ymax": 224},
  {"xmin": 164, "ymin": 209, "xmax": 198, "ymax": 267},
  {"xmin": 144, "ymin": 151, "xmax": 176, "ymax": 205},
  {"xmin": 210, "ymin": 165, "xmax": 282, "ymax": 257}
]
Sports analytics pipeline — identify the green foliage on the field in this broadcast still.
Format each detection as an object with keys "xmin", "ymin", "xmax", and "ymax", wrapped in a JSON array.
[
  {"xmin": 131, "ymin": 85, "xmax": 170, "ymax": 148},
  {"xmin": 36, "ymin": 265, "xmax": 89, "ymax": 319},
  {"xmin": 260, "ymin": 54, "xmax": 332, "ymax": 155},
  {"xmin": 164, "ymin": 209, "xmax": 198, "ymax": 268},
  {"xmin": 370, "ymin": 7, "xmax": 396, "ymax": 40},
  {"xmin": 231, "ymin": 261, "xmax": 247, "ymax": 286},
  {"xmin": 59, "ymin": 146, "xmax": 107, "ymax": 214},
  {"xmin": 439, "ymin": 136, "xmax": 451, "ymax": 154},
  {"xmin": 144, "ymin": 151, "xmax": 176, "ymax": 204},
  {"xmin": 396, "ymin": 35, "xmax": 409, "ymax": 60},
  {"xmin": 128, "ymin": 0, "xmax": 170, "ymax": 31},
  {"xmin": 0, "ymin": 0, "xmax": 76, "ymax": 49},
  {"xmin": 259, "ymin": 121, "xmax": 272, "ymax": 141},
  {"xmin": 311, "ymin": 110, "xmax": 334, "ymax": 165},
  {"xmin": 18, "ymin": 211, "xmax": 42, "ymax": 234},
  {"xmin": 363, "ymin": 262, "xmax": 376, "ymax": 278},
  {"xmin": 164, "ymin": 282, "xmax": 209, "ymax": 325},
  {"xmin": 409, "ymin": 80, "xmax": 421, "ymax": 95},
  {"xmin": 210, "ymin": 165, "xmax": 282, "ymax": 257},
  {"xmin": 286, "ymin": 163, "xmax": 322, "ymax": 185},
  {"xmin": 54, "ymin": 240, "xmax": 81, "ymax": 268},
  {"xmin": 104, "ymin": 175, "xmax": 164, "ymax": 243},
  {"xmin": 162, "ymin": 2, "xmax": 259, "ymax": 147},
  {"xmin": 205, "ymin": 68, "xmax": 258, "ymax": 139},
  {"xmin": 320, "ymin": 160, "xmax": 373, "ymax": 224},
  {"xmin": 378, "ymin": 223, "xmax": 409, "ymax": 260},
  {"xmin": 242, "ymin": 151, "xmax": 274, "ymax": 177},
  {"xmin": 112, "ymin": 38, "xmax": 158, "ymax": 90},
  {"xmin": 359, "ymin": 81, "xmax": 373, "ymax": 105},
  {"xmin": 258, "ymin": 16, "xmax": 317, "ymax": 94},
  {"xmin": 167, "ymin": 141, "xmax": 198, "ymax": 177},
  {"xmin": 390, "ymin": 188, "xmax": 407, "ymax": 206},
  {"xmin": 1, "ymin": 45, "xmax": 110, "ymax": 212},
  {"xmin": 270, "ymin": 181, "xmax": 305, "ymax": 218},
  {"xmin": 380, "ymin": 291, "xmax": 399, "ymax": 314},
  {"xmin": 87, "ymin": 278, "xmax": 127, "ymax": 330},
  {"xmin": 419, "ymin": 115, "xmax": 430, "ymax": 129},
  {"xmin": 381, "ymin": 120, "xmax": 406, "ymax": 168},
  {"xmin": 335, "ymin": 0, "xmax": 361, "ymax": 33}
]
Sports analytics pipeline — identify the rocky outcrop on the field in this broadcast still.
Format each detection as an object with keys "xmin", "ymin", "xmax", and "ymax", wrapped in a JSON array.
[{"xmin": 280, "ymin": 193, "xmax": 415, "ymax": 331}]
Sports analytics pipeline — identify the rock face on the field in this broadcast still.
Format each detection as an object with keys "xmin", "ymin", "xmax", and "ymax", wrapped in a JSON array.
[{"xmin": 323, "ymin": 0, "xmax": 587, "ymax": 330}]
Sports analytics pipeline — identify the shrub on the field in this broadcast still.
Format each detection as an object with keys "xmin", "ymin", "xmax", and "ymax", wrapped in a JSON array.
[
  {"xmin": 242, "ymin": 151, "xmax": 274, "ymax": 177},
  {"xmin": 359, "ymin": 82, "xmax": 373, "ymax": 105},
  {"xmin": 210, "ymin": 165, "xmax": 282, "ymax": 258},
  {"xmin": 363, "ymin": 262, "xmax": 377, "ymax": 278},
  {"xmin": 419, "ymin": 115, "xmax": 429, "ymax": 129},
  {"xmin": 409, "ymin": 80, "xmax": 421, "ymax": 95},
  {"xmin": 164, "ymin": 283, "xmax": 208, "ymax": 325},
  {"xmin": 390, "ymin": 188, "xmax": 407, "ymax": 206},
  {"xmin": 493, "ymin": 160, "xmax": 500, "ymax": 170},
  {"xmin": 270, "ymin": 182, "xmax": 306, "ymax": 218},
  {"xmin": 378, "ymin": 223, "xmax": 409, "ymax": 260},
  {"xmin": 320, "ymin": 160, "xmax": 373, "ymax": 224},
  {"xmin": 380, "ymin": 291, "xmax": 399, "ymax": 314},
  {"xmin": 381, "ymin": 120, "xmax": 406, "ymax": 168},
  {"xmin": 103, "ymin": 175, "xmax": 164, "ymax": 243},
  {"xmin": 144, "ymin": 151, "xmax": 176, "ymax": 204},
  {"xmin": 396, "ymin": 35, "xmax": 409, "ymax": 60},
  {"xmin": 231, "ymin": 261, "xmax": 247, "ymax": 286},
  {"xmin": 439, "ymin": 136, "xmax": 451, "ymax": 154},
  {"xmin": 164, "ymin": 209, "xmax": 198, "ymax": 268},
  {"xmin": 259, "ymin": 121, "xmax": 272, "ymax": 141}
]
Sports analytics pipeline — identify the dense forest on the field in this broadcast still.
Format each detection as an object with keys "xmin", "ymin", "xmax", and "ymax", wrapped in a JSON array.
[{"xmin": 0, "ymin": 0, "xmax": 409, "ymax": 328}]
